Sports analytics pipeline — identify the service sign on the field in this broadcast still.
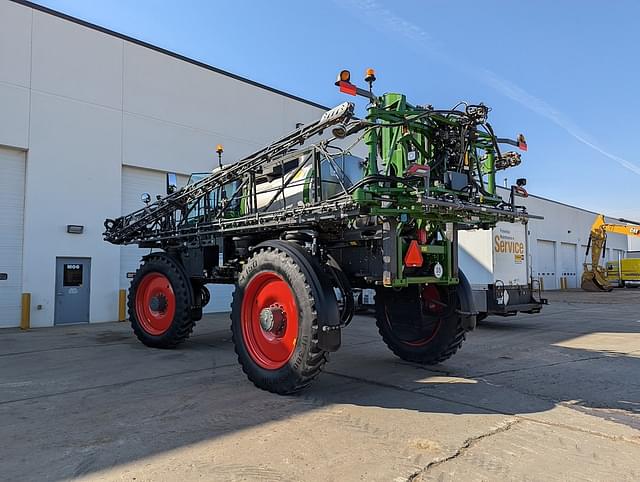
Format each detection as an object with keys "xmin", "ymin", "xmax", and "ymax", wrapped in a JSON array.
[{"xmin": 492, "ymin": 222, "xmax": 528, "ymax": 285}]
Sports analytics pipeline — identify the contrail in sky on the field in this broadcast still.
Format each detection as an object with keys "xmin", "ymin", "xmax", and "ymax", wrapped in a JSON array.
[{"xmin": 336, "ymin": 0, "xmax": 640, "ymax": 176}]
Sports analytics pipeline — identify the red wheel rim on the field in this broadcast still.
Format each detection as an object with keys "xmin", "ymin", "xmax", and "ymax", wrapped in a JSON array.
[
  {"xmin": 397, "ymin": 284, "xmax": 444, "ymax": 347},
  {"xmin": 241, "ymin": 272, "xmax": 299, "ymax": 370},
  {"xmin": 385, "ymin": 285, "xmax": 445, "ymax": 347},
  {"xmin": 135, "ymin": 273, "xmax": 176, "ymax": 335}
]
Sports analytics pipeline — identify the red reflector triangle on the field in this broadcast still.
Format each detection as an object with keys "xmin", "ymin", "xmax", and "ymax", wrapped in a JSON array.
[
  {"xmin": 404, "ymin": 240, "xmax": 423, "ymax": 268},
  {"xmin": 339, "ymin": 81, "xmax": 357, "ymax": 96},
  {"xmin": 518, "ymin": 141, "xmax": 528, "ymax": 151}
]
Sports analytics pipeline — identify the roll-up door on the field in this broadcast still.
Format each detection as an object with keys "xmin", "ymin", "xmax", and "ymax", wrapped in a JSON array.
[
  {"xmin": 0, "ymin": 147, "xmax": 25, "ymax": 327},
  {"xmin": 536, "ymin": 240, "xmax": 556, "ymax": 290}
]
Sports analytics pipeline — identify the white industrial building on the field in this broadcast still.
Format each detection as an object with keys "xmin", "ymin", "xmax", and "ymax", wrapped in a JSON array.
[
  {"xmin": 516, "ymin": 193, "xmax": 627, "ymax": 290},
  {"xmin": 0, "ymin": 0, "xmax": 325, "ymax": 328},
  {"xmin": 0, "ymin": 0, "xmax": 630, "ymax": 328}
]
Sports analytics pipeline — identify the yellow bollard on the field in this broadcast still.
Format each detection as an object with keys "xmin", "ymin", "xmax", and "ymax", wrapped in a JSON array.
[
  {"xmin": 20, "ymin": 293, "xmax": 30, "ymax": 330},
  {"xmin": 118, "ymin": 289, "xmax": 127, "ymax": 321}
]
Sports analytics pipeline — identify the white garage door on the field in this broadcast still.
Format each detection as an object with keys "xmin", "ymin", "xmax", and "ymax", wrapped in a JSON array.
[
  {"xmin": 0, "ymin": 147, "xmax": 25, "ymax": 327},
  {"xmin": 536, "ymin": 239, "xmax": 556, "ymax": 290},
  {"xmin": 120, "ymin": 166, "xmax": 232, "ymax": 313},
  {"xmin": 560, "ymin": 242, "xmax": 577, "ymax": 288}
]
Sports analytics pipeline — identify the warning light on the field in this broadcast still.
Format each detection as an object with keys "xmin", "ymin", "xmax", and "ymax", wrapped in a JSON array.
[
  {"xmin": 517, "ymin": 134, "xmax": 527, "ymax": 151},
  {"xmin": 364, "ymin": 68, "xmax": 376, "ymax": 83},
  {"xmin": 404, "ymin": 240, "xmax": 423, "ymax": 268},
  {"xmin": 335, "ymin": 70, "xmax": 351, "ymax": 86},
  {"xmin": 216, "ymin": 144, "xmax": 224, "ymax": 169}
]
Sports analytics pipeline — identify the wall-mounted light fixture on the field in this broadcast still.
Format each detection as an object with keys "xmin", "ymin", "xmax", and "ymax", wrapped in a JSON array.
[{"xmin": 67, "ymin": 224, "xmax": 84, "ymax": 234}]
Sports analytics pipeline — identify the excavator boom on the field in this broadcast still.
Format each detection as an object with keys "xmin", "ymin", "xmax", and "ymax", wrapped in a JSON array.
[{"xmin": 581, "ymin": 214, "xmax": 640, "ymax": 291}]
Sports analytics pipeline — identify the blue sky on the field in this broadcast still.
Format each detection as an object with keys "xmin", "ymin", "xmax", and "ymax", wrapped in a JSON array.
[{"xmin": 34, "ymin": 0, "xmax": 640, "ymax": 219}]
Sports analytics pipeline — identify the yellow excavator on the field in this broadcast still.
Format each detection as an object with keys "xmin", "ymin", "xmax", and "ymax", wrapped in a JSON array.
[{"xmin": 581, "ymin": 214, "xmax": 640, "ymax": 291}]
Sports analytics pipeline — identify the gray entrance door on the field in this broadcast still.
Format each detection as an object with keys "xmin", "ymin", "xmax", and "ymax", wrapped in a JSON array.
[{"xmin": 54, "ymin": 257, "xmax": 91, "ymax": 325}]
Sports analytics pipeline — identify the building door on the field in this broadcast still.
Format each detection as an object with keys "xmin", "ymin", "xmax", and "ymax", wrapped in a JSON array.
[
  {"xmin": 54, "ymin": 257, "xmax": 91, "ymax": 324},
  {"xmin": 0, "ymin": 147, "xmax": 25, "ymax": 328},
  {"xmin": 536, "ymin": 240, "xmax": 556, "ymax": 290},
  {"xmin": 560, "ymin": 242, "xmax": 578, "ymax": 288}
]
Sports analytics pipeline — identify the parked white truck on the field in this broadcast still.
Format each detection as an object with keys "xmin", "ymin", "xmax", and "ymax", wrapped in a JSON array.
[{"xmin": 458, "ymin": 221, "xmax": 546, "ymax": 320}]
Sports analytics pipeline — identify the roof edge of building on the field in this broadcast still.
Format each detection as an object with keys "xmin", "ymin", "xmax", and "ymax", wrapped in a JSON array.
[
  {"xmin": 495, "ymin": 185, "xmax": 615, "ymax": 220},
  {"xmin": 10, "ymin": 0, "xmax": 330, "ymax": 111}
]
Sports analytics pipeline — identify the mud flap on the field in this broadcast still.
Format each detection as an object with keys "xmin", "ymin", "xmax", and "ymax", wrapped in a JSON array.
[
  {"xmin": 456, "ymin": 270, "xmax": 477, "ymax": 331},
  {"xmin": 262, "ymin": 240, "xmax": 342, "ymax": 352}
]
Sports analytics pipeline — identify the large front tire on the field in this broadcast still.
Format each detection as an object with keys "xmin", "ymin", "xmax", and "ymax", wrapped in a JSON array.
[
  {"xmin": 375, "ymin": 285, "xmax": 465, "ymax": 364},
  {"xmin": 128, "ymin": 254, "xmax": 196, "ymax": 348},
  {"xmin": 231, "ymin": 244, "xmax": 330, "ymax": 394}
]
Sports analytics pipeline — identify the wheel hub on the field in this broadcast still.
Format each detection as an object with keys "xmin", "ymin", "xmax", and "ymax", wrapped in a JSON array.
[
  {"xmin": 149, "ymin": 294, "xmax": 168, "ymax": 313},
  {"xmin": 134, "ymin": 272, "xmax": 176, "ymax": 336},
  {"xmin": 259, "ymin": 306, "xmax": 286, "ymax": 334},
  {"xmin": 240, "ymin": 271, "xmax": 299, "ymax": 370}
]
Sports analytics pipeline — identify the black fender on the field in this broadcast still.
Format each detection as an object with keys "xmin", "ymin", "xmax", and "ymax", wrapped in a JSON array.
[
  {"xmin": 325, "ymin": 254, "xmax": 355, "ymax": 326},
  {"xmin": 141, "ymin": 251, "xmax": 202, "ymax": 321},
  {"xmin": 258, "ymin": 240, "xmax": 341, "ymax": 351},
  {"xmin": 456, "ymin": 269, "xmax": 477, "ymax": 331}
]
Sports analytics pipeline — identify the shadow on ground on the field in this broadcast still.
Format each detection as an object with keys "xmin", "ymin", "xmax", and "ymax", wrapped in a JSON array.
[{"xmin": 1, "ymin": 289, "xmax": 639, "ymax": 480}]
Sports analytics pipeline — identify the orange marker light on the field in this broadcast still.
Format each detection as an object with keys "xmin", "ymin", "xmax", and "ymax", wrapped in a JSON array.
[
  {"xmin": 216, "ymin": 144, "xmax": 224, "ymax": 154},
  {"xmin": 364, "ymin": 68, "xmax": 376, "ymax": 83},
  {"xmin": 335, "ymin": 69, "xmax": 351, "ymax": 86}
]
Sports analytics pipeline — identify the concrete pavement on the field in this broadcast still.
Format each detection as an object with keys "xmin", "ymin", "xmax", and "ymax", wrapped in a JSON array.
[{"xmin": 1, "ymin": 290, "xmax": 639, "ymax": 481}]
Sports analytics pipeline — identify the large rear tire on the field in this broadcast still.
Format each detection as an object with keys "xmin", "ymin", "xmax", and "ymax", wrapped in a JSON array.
[
  {"xmin": 231, "ymin": 244, "xmax": 330, "ymax": 394},
  {"xmin": 375, "ymin": 285, "xmax": 465, "ymax": 364},
  {"xmin": 128, "ymin": 254, "xmax": 196, "ymax": 348}
]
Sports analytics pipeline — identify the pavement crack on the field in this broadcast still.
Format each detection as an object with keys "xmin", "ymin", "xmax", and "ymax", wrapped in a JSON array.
[
  {"xmin": 516, "ymin": 414, "xmax": 640, "ymax": 446},
  {"xmin": 323, "ymin": 370, "xmax": 640, "ymax": 446},
  {"xmin": 0, "ymin": 362, "xmax": 238, "ymax": 406},
  {"xmin": 407, "ymin": 419, "xmax": 521, "ymax": 480},
  {"xmin": 469, "ymin": 353, "xmax": 615, "ymax": 378},
  {"xmin": 0, "ymin": 341, "xmax": 133, "ymax": 358}
]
